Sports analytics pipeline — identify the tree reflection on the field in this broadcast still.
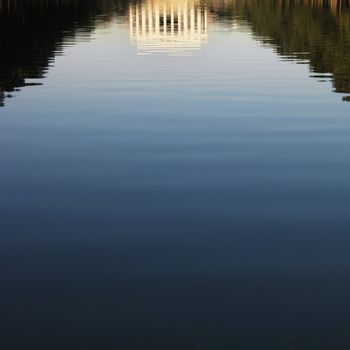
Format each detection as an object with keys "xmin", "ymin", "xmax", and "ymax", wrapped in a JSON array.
[
  {"xmin": 1, "ymin": 0, "xmax": 350, "ymax": 106},
  {"xmin": 0, "ymin": 0, "xmax": 118, "ymax": 106},
  {"xmin": 211, "ymin": 0, "xmax": 350, "ymax": 100}
]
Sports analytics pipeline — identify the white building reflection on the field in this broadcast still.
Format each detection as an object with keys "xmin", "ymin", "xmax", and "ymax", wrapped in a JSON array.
[{"xmin": 129, "ymin": 0, "xmax": 208, "ymax": 55}]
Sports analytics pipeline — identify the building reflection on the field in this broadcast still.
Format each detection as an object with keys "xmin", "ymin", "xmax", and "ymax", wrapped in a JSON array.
[
  {"xmin": 129, "ymin": 0, "xmax": 208, "ymax": 54},
  {"xmin": 1, "ymin": 0, "xmax": 350, "ymax": 106}
]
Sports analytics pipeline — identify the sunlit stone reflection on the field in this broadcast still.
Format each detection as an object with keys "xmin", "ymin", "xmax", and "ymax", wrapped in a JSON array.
[{"xmin": 129, "ymin": 0, "xmax": 208, "ymax": 55}]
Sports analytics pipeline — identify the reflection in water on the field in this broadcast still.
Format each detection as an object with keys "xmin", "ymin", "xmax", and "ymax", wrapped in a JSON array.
[
  {"xmin": 1, "ymin": 0, "xmax": 350, "ymax": 106},
  {"xmin": 2, "ymin": 2, "xmax": 350, "ymax": 350},
  {"xmin": 0, "ymin": 0, "xmax": 118, "ymax": 107},
  {"xmin": 233, "ymin": 0, "xmax": 350, "ymax": 100},
  {"xmin": 129, "ymin": 0, "xmax": 208, "ymax": 54}
]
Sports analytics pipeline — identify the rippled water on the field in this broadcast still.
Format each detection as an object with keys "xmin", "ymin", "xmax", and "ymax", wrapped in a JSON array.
[{"xmin": 1, "ymin": 0, "xmax": 350, "ymax": 349}]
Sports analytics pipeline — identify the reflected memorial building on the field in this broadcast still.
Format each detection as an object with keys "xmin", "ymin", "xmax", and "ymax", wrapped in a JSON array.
[
  {"xmin": 129, "ymin": 0, "xmax": 208, "ymax": 54},
  {"xmin": 1, "ymin": 0, "xmax": 350, "ymax": 105}
]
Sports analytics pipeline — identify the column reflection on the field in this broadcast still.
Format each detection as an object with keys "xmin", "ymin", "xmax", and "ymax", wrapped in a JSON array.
[{"xmin": 129, "ymin": 0, "xmax": 208, "ymax": 55}]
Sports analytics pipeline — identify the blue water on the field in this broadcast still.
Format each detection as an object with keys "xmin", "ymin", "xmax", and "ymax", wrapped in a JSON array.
[{"xmin": 1, "ymin": 1, "xmax": 350, "ymax": 349}]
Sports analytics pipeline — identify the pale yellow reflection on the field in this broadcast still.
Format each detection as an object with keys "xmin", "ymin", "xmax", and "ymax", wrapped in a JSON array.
[{"xmin": 129, "ymin": 0, "xmax": 208, "ymax": 55}]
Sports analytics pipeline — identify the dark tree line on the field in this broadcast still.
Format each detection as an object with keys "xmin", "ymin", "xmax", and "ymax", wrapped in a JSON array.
[
  {"xmin": 207, "ymin": 0, "xmax": 350, "ymax": 100},
  {"xmin": 1, "ymin": 0, "xmax": 350, "ymax": 106},
  {"xmin": 0, "ymin": 0, "xmax": 124, "ymax": 106}
]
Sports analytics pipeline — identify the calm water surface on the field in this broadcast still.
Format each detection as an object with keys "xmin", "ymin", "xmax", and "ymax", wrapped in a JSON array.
[{"xmin": 1, "ymin": 0, "xmax": 350, "ymax": 349}]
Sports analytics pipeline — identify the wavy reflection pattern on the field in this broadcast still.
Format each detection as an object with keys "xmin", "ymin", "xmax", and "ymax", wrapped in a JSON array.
[
  {"xmin": 129, "ymin": 0, "xmax": 208, "ymax": 55},
  {"xmin": 1, "ymin": 0, "xmax": 350, "ymax": 106}
]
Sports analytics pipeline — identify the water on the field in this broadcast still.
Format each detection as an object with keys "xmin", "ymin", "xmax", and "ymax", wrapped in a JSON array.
[{"xmin": 1, "ymin": 0, "xmax": 350, "ymax": 349}]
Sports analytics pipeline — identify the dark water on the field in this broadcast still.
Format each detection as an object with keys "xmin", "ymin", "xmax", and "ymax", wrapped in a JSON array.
[{"xmin": 1, "ymin": 0, "xmax": 350, "ymax": 349}]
